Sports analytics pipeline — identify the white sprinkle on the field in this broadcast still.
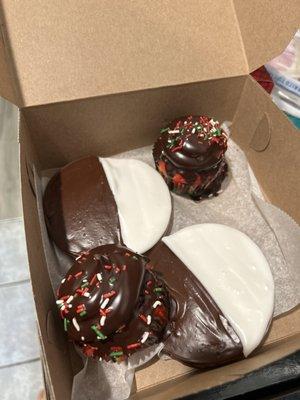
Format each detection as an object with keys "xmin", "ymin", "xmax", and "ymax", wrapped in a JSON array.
[
  {"xmin": 211, "ymin": 127, "xmax": 217, "ymax": 133},
  {"xmin": 141, "ymin": 331, "xmax": 150, "ymax": 344},
  {"xmin": 83, "ymin": 278, "xmax": 88, "ymax": 283},
  {"xmin": 72, "ymin": 317, "xmax": 80, "ymax": 332},
  {"xmin": 100, "ymin": 315, "xmax": 106, "ymax": 326},
  {"xmin": 217, "ymin": 189, "xmax": 223, "ymax": 194},
  {"xmin": 99, "ymin": 357, "xmax": 102, "ymax": 362},
  {"xmin": 208, "ymin": 193, "xmax": 214, "ymax": 198},
  {"xmin": 61, "ymin": 278, "xmax": 66, "ymax": 284},
  {"xmin": 81, "ymin": 336, "xmax": 85, "ymax": 341},
  {"xmin": 168, "ymin": 129, "xmax": 180, "ymax": 134},
  {"xmin": 56, "ymin": 299, "xmax": 64, "ymax": 305},
  {"xmin": 152, "ymin": 300, "xmax": 161, "ymax": 309},
  {"xmin": 97, "ymin": 273, "xmax": 102, "ymax": 282},
  {"xmin": 184, "ymin": 121, "xmax": 187, "ymax": 125},
  {"xmin": 61, "ymin": 305, "xmax": 66, "ymax": 311},
  {"xmin": 191, "ymin": 128, "xmax": 196, "ymax": 134},
  {"xmin": 66, "ymin": 295, "xmax": 74, "ymax": 304},
  {"xmin": 68, "ymin": 304, "xmax": 72, "ymax": 308},
  {"xmin": 83, "ymin": 292, "xmax": 90, "ymax": 298},
  {"xmin": 147, "ymin": 315, "xmax": 152, "ymax": 325},
  {"xmin": 100, "ymin": 298, "xmax": 110, "ymax": 309}
]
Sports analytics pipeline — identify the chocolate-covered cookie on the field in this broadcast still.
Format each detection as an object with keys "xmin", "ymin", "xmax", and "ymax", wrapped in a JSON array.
[
  {"xmin": 56, "ymin": 245, "xmax": 170, "ymax": 361},
  {"xmin": 43, "ymin": 156, "xmax": 172, "ymax": 257},
  {"xmin": 149, "ymin": 224, "xmax": 274, "ymax": 368},
  {"xmin": 153, "ymin": 115, "xmax": 228, "ymax": 199}
]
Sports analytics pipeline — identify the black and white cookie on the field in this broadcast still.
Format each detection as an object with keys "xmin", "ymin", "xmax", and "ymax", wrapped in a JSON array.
[
  {"xmin": 149, "ymin": 224, "xmax": 274, "ymax": 368},
  {"xmin": 43, "ymin": 156, "xmax": 172, "ymax": 256}
]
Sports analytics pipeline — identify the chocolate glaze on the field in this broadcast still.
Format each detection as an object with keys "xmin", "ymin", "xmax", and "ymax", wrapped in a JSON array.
[
  {"xmin": 153, "ymin": 115, "xmax": 228, "ymax": 200},
  {"xmin": 149, "ymin": 242, "xmax": 243, "ymax": 368},
  {"xmin": 43, "ymin": 156, "xmax": 121, "ymax": 257},
  {"xmin": 57, "ymin": 245, "xmax": 170, "ymax": 361}
]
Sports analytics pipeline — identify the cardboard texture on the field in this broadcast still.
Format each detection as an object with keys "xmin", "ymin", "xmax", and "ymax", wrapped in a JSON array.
[
  {"xmin": 0, "ymin": 1, "xmax": 299, "ymax": 399},
  {"xmin": 0, "ymin": 0, "xmax": 299, "ymax": 107}
]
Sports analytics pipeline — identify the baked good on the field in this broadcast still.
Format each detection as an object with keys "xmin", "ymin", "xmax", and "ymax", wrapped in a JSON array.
[
  {"xmin": 56, "ymin": 244, "xmax": 170, "ymax": 361},
  {"xmin": 149, "ymin": 224, "xmax": 274, "ymax": 368},
  {"xmin": 153, "ymin": 115, "xmax": 228, "ymax": 199},
  {"xmin": 43, "ymin": 156, "xmax": 172, "ymax": 256}
]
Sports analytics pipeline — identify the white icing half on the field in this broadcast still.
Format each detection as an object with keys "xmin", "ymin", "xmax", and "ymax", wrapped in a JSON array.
[
  {"xmin": 162, "ymin": 224, "xmax": 274, "ymax": 356},
  {"xmin": 100, "ymin": 157, "xmax": 171, "ymax": 254}
]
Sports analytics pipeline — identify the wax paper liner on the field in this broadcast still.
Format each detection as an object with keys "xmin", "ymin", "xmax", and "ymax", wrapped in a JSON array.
[{"xmin": 33, "ymin": 137, "xmax": 300, "ymax": 400}]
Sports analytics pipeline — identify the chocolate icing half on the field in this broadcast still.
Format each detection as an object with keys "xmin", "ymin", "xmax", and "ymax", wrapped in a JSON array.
[
  {"xmin": 43, "ymin": 156, "xmax": 121, "ymax": 257},
  {"xmin": 57, "ymin": 245, "xmax": 170, "ymax": 361},
  {"xmin": 149, "ymin": 241, "xmax": 243, "ymax": 368}
]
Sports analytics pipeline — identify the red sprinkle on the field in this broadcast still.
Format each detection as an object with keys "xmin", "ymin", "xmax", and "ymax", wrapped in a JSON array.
[
  {"xmin": 173, "ymin": 173, "xmax": 186, "ymax": 185},
  {"xmin": 127, "ymin": 343, "xmax": 141, "ymax": 350},
  {"xmin": 139, "ymin": 314, "xmax": 147, "ymax": 324},
  {"xmin": 110, "ymin": 346, "xmax": 122, "ymax": 351},
  {"xmin": 103, "ymin": 290, "xmax": 116, "ymax": 299},
  {"xmin": 74, "ymin": 271, "xmax": 83, "ymax": 278},
  {"xmin": 89, "ymin": 274, "xmax": 97, "ymax": 286},
  {"xmin": 60, "ymin": 295, "xmax": 70, "ymax": 301},
  {"xmin": 76, "ymin": 304, "xmax": 85, "ymax": 313},
  {"xmin": 144, "ymin": 290, "xmax": 149, "ymax": 295},
  {"xmin": 114, "ymin": 267, "xmax": 121, "ymax": 274},
  {"xmin": 122, "ymin": 265, "xmax": 127, "ymax": 271},
  {"xmin": 104, "ymin": 265, "xmax": 112, "ymax": 270},
  {"xmin": 67, "ymin": 274, "xmax": 73, "ymax": 281},
  {"xmin": 146, "ymin": 280, "xmax": 153, "ymax": 287}
]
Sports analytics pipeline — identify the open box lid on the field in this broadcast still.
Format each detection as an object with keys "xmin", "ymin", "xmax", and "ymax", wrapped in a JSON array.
[{"xmin": 0, "ymin": 0, "xmax": 299, "ymax": 108}]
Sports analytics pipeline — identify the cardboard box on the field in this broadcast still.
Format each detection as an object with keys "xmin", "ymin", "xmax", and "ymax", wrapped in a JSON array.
[{"xmin": 0, "ymin": 1, "xmax": 299, "ymax": 398}]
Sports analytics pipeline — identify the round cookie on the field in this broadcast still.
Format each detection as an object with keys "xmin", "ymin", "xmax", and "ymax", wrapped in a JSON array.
[
  {"xmin": 153, "ymin": 115, "xmax": 228, "ymax": 200},
  {"xmin": 56, "ymin": 245, "xmax": 170, "ymax": 361},
  {"xmin": 43, "ymin": 156, "xmax": 172, "ymax": 256},
  {"xmin": 149, "ymin": 224, "xmax": 274, "ymax": 368}
]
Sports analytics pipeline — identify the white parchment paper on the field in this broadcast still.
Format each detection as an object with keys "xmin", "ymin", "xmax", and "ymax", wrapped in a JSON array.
[{"xmin": 34, "ymin": 139, "xmax": 300, "ymax": 400}]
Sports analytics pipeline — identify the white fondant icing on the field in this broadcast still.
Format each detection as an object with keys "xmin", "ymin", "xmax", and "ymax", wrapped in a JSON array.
[
  {"xmin": 162, "ymin": 224, "xmax": 274, "ymax": 356},
  {"xmin": 100, "ymin": 157, "xmax": 171, "ymax": 254}
]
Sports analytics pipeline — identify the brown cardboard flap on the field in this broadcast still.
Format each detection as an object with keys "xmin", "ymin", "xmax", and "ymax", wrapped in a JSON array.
[
  {"xmin": 0, "ymin": 1, "xmax": 298, "ymax": 107},
  {"xmin": 0, "ymin": 18, "xmax": 18, "ymax": 104},
  {"xmin": 232, "ymin": 75, "xmax": 300, "ymax": 224},
  {"xmin": 233, "ymin": 0, "xmax": 300, "ymax": 73},
  {"xmin": 0, "ymin": 0, "xmax": 247, "ymax": 107}
]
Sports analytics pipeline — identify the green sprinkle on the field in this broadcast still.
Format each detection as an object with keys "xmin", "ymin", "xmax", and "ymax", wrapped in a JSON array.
[
  {"xmin": 64, "ymin": 318, "xmax": 69, "ymax": 331},
  {"xmin": 154, "ymin": 287, "xmax": 164, "ymax": 294},
  {"xmin": 81, "ymin": 282, "xmax": 89, "ymax": 288},
  {"xmin": 110, "ymin": 351, "xmax": 123, "ymax": 358},
  {"xmin": 91, "ymin": 325, "xmax": 107, "ymax": 340},
  {"xmin": 109, "ymin": 276, "xmax": 117, "ymax": 286},
  {"xmin": 160, "ymin": 127, "xmax": 169, "ymax": 133},
  {"xmin": 213, "ymin": 129, "xmax": 221, "ymax": 136},
  {"xmin": 180, "ymin": 128, "xmax": 185, "ymax": 134},
  {"xmin": 79, "ymin": 311, "xmax": 87, "ymax": 317}
]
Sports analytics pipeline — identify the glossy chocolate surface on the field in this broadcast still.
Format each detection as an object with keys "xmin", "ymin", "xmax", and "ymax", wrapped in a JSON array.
[
  {"xmin": 43, "ymin": 156, "xmax": 121, "ymax": 257},
  {"xmin": 149, "ymin": 242, "xmax": 243, "ymax": 368},
  {"xmin": 153, "ymin": 115, "xmax": 228, "ymax": 199},
  {"xmin": 57, "ymin": 245, "xmax": 170, "ymax": 361}
]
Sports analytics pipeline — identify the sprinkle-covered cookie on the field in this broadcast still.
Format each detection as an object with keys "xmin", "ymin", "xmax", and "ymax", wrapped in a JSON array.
[
  {"xmin": 56, "ymin": 245, "xmax": 170, "ymax": 362},
  {"xmin": 153, "ymin": 115, "xmax": 228, "ymax": 200}
]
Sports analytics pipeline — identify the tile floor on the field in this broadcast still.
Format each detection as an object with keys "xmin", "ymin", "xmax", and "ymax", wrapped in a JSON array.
[{"xmin": 0, "ymin": 97, "xmax": 44, "ymax": 399}]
